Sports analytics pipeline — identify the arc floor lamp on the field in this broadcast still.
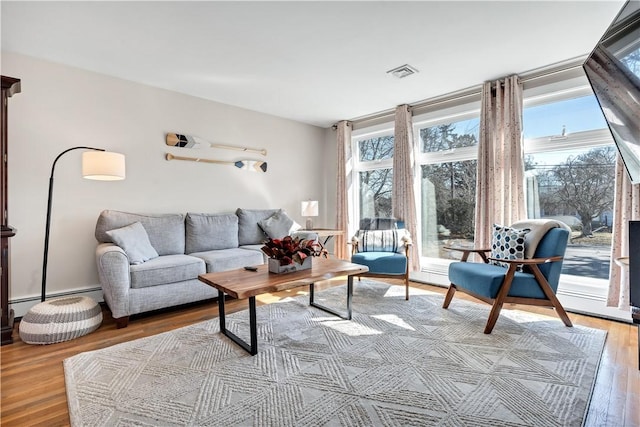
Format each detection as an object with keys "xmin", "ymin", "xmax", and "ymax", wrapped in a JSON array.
[{"xmin": 41, "ymin": 147, "xmax": 125, "ymax": 302}]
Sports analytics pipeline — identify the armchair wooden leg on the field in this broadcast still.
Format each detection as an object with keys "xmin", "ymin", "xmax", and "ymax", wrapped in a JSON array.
[
  {"xmin": 404, "ymin": 274, "xmax": 409, "ymax": 301},
  {"xmin": 484, "ymin": 266, "xmax": 517, "ymax": 334},
  {"xmin": 551, "ymin": 300, "xmax": 573, "ymax": 327},
  {"xmin": 530, "ymin": 265, "xmax": 573, "ymax": 327},
  {"xmin": 442, "ymin": 285, "xmax": 457, "ymax": 308},
  {"xmin": 485, "ymin": 301, "xmax": 505, "ymax": 334}
]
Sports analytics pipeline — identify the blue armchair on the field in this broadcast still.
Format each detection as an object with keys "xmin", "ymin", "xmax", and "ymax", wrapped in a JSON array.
[
  {"xmin": 443, "ymin": 219, "xmax": 573, "ymax": 334},
  {"xmin": 351, "ymin": 218, "xmax": 412, "ymax": 300}
]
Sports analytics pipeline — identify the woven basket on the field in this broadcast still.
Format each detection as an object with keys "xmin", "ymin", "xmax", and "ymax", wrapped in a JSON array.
[{"xmin": 19, "ymin": 296, "xmax": 102, "ymax": 345}]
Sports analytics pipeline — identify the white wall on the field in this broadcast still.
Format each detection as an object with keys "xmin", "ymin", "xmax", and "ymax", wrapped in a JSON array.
[{"xmin": 3, "ymin": 52, "xmax": 335, "ymax": 306}]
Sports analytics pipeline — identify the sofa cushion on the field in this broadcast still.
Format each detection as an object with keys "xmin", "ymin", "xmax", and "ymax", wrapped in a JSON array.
[
  {"xmin": 236, "ymin": 208, "xmax": 280, "ymax": 245},
  {"xmin": 186, "ymin": 213, "xmax": 239, "ymax": 254},
  {"xmin": 96, "ymin": 210, "xmax": 185, "ymax": 256},
  {"xmin": 258, "ymin": 210, "xmax": 301, "ymax": 239},
  {"xmin": 239, "ymin": 244, "xmax": 268, "ymax": 262},
  {"xmin": 129, "ymin": 255, "xmax": 205, "ymax": 289},
  {"xmin": 191, "ymin": 248, "xmax": 264, "ymax": 273},
  {"xmin": 105, "ymin": 222, "xmax": 159, "ymax": 265}
]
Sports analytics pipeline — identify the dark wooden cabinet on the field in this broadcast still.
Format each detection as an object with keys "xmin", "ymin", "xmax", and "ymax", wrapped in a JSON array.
[{"xmin": 1, "ymin": 75, "xmax": 21, "ymax": 345}]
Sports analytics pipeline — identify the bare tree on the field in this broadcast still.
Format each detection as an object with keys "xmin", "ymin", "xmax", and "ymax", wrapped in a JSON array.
[
  {"xmin": 550, "ymin": 146, "xmax": 616, "ymax": 236},
  {"xmin": 621, "ymin": 49, "xmax": 640, "ymax": 78},
  {"xmin": 420, "ymin": 124, "xmax": 478, "ymax": 237},
  {"xmin": 359, "ymin": 135, "xmax": 393, "ymax": 161},
  {"xmin": 358, "ymin": 136, "xmax": 394, "ymax": 217}
]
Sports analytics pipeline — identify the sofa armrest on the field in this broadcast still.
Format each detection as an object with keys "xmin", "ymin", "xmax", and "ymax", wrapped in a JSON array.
[{"xmin": 96, "ymin": 243, "xmax": 131, "ymax": 319}]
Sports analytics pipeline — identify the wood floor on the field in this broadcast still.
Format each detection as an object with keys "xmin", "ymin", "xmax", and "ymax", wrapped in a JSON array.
[{"xmin": 1, "ymin": 279, "xmax": 638, "ymax": 427}]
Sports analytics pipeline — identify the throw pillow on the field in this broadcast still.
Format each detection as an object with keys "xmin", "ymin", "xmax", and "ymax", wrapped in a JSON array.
[
  {"xmin": 236, "ymin": 208, "xmax": 280, "ymax": 245},
  {"xmin": 490, "ymin": 224, "xmax": 530, "ymax": 269},
  {"xmin": 258, "ymin": 210, "xmax": 302, "ymax": 239},
  {"xmin": 106, "ymin": 222, "xmax": 159, "ymax": 265},
  {"xmin": 355, "ymin": 229, "xmax": 408, "ymax": 253}
]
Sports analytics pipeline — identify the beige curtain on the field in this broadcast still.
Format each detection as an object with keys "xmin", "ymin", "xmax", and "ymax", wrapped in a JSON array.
[
  {"xmin": 393, "ymin": 105, "xmax": 420, "ymax": 271},
  {"xmin": 335, "ymin": 121, "xmax": 352, "ymax": 260},
  {"xmin": 607, "ymin": 156, "xmax": 640, "ymax": 309},
  {"xmin": 474, "ymin": 75, "xmax": 526, "ymax": 249}
]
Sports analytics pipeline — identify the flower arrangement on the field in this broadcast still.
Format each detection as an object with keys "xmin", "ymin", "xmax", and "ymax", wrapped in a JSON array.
[{"xmin": 261, "ymin": 235, "xmax": 322, "ymax": 266}]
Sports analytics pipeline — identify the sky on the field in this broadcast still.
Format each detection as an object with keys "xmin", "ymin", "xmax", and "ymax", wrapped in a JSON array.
[
  {"xmin": 448, "ymin": 95, "xmax": 608, "ymax": 141},
  {"xmin": 523, "ymin": 96, "xmax": 607, "ymax": 139}
]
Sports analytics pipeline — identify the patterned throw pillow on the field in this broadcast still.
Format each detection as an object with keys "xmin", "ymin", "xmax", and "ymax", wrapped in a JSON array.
[
  {"xmin": 490, "ymin": 224, "xmax": 530, "ymax": 269},
  {"xmin": 355, "ymin": 229, "xmax": 408, "ymax": 254}
]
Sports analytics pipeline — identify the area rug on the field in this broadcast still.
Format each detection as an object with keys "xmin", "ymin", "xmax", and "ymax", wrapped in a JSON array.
[{"xmin": 64, "ymin": 280, "xmax": 607, "ymax": 426}]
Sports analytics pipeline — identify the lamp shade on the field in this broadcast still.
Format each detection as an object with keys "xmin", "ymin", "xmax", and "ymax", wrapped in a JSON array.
[
  {"xmin": 82, "ymin": 151, "xmax": 125, "ymax": 181},
  {"xmin": 301, "ymin": 200, "xmax": 319, "ymax": 217}
]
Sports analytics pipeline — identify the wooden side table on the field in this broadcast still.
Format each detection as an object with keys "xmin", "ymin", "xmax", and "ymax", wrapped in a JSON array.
[{"xmin": 303, "ymin": 229, "xmax": 344, "ymax": 256}]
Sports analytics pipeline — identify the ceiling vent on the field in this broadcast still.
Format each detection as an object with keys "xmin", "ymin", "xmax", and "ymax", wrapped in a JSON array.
[{"xmin": 387, "ymin": 64, "xmax": 419, "ymax": 79}]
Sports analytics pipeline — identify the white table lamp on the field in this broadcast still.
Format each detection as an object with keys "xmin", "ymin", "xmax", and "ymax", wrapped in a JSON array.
[{"xmin": 301, "ymin": 200, "xmax": 318, "ymax": 230}]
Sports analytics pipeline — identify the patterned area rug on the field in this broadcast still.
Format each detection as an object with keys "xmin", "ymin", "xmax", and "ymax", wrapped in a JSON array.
[{"xmin": 64, "ymin": 281, "xmax": 606, "ymax": 426}]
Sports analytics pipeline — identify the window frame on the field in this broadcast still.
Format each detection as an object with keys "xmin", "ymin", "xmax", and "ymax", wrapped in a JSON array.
[
  {"xmin": 413, "ymin": 104, "xmax": 481, "ymax": 270},
  {"xmin": 522, "ymin": 109, "xmax": 615, "ymax": 302},
  {"xmin": 350, "ymin": 123, "xmax": 395, "ymax": 235},
  {"xmin": 346, "ymin": 67, "xmax": 629, "ymax": 321}
]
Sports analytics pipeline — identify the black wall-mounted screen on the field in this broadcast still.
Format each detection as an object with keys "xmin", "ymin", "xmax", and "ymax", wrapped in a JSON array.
[
  {"xmin": 583, "ymin": 0, "xmax": 640, "ymax": 184},
  {"xmin": 629, "ymin": 221, "xmax": 640, "ymax": 313}
]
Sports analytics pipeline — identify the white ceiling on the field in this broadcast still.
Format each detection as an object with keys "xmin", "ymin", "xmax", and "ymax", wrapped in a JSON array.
[{"xmin": 0, "ymin": 1, "xmax": 626, "ymax": 128}]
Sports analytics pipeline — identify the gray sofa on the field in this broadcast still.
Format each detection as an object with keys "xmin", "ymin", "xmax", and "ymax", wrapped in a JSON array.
[{"xmin": 95, "ymin": 208, "xmax": 301, "ymax": 328}]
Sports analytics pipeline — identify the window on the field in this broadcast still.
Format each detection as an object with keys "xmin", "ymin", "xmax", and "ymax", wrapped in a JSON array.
[
  {"xmin": 358, "ymin": 135, "xmax": 393, "ymax": 161},
  {"xmin": 347, "ymin": 67, "xmax": 623, "ymax": 319},
  {"xmin": 352, "ymin": 132, "xmax": 395, "ymax": 221},
  {"xmin": 359, "ymin": 168, "xmax": 393, "ymax": 219},
  {"xmin": 524, "ymin": 94, "xmax": 615, "ymax": 281},
  {"xmin": 416, "ymin": 114, "xmax": 480, "ymax": 260}
]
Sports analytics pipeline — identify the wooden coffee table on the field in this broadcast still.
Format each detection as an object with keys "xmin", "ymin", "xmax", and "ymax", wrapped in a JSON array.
[{"xmin": 198, "ymin": 258, "xmax": 368, "ymax": 355}]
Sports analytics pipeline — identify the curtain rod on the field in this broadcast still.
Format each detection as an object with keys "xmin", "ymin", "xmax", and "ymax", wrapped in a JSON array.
[{"xmin": 344, "ymin": 55, "xmax": 587, "ymax": 129}]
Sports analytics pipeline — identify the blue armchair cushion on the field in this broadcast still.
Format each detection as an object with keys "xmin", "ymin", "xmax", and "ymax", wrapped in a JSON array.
[
  {"xmin": 448, "ymin": 261, "xmax": 547, "ymax": 299},
  {"xmin": 490, "ymin": 224, "xmax": 530, "ymax": 268},
  {"xmin": 352, "ymin": 252, "xmax": 407, "ymax": 275},
  {"xmin": 355, "ymin": 229, "xmax": 408, "ymax": 254}
]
